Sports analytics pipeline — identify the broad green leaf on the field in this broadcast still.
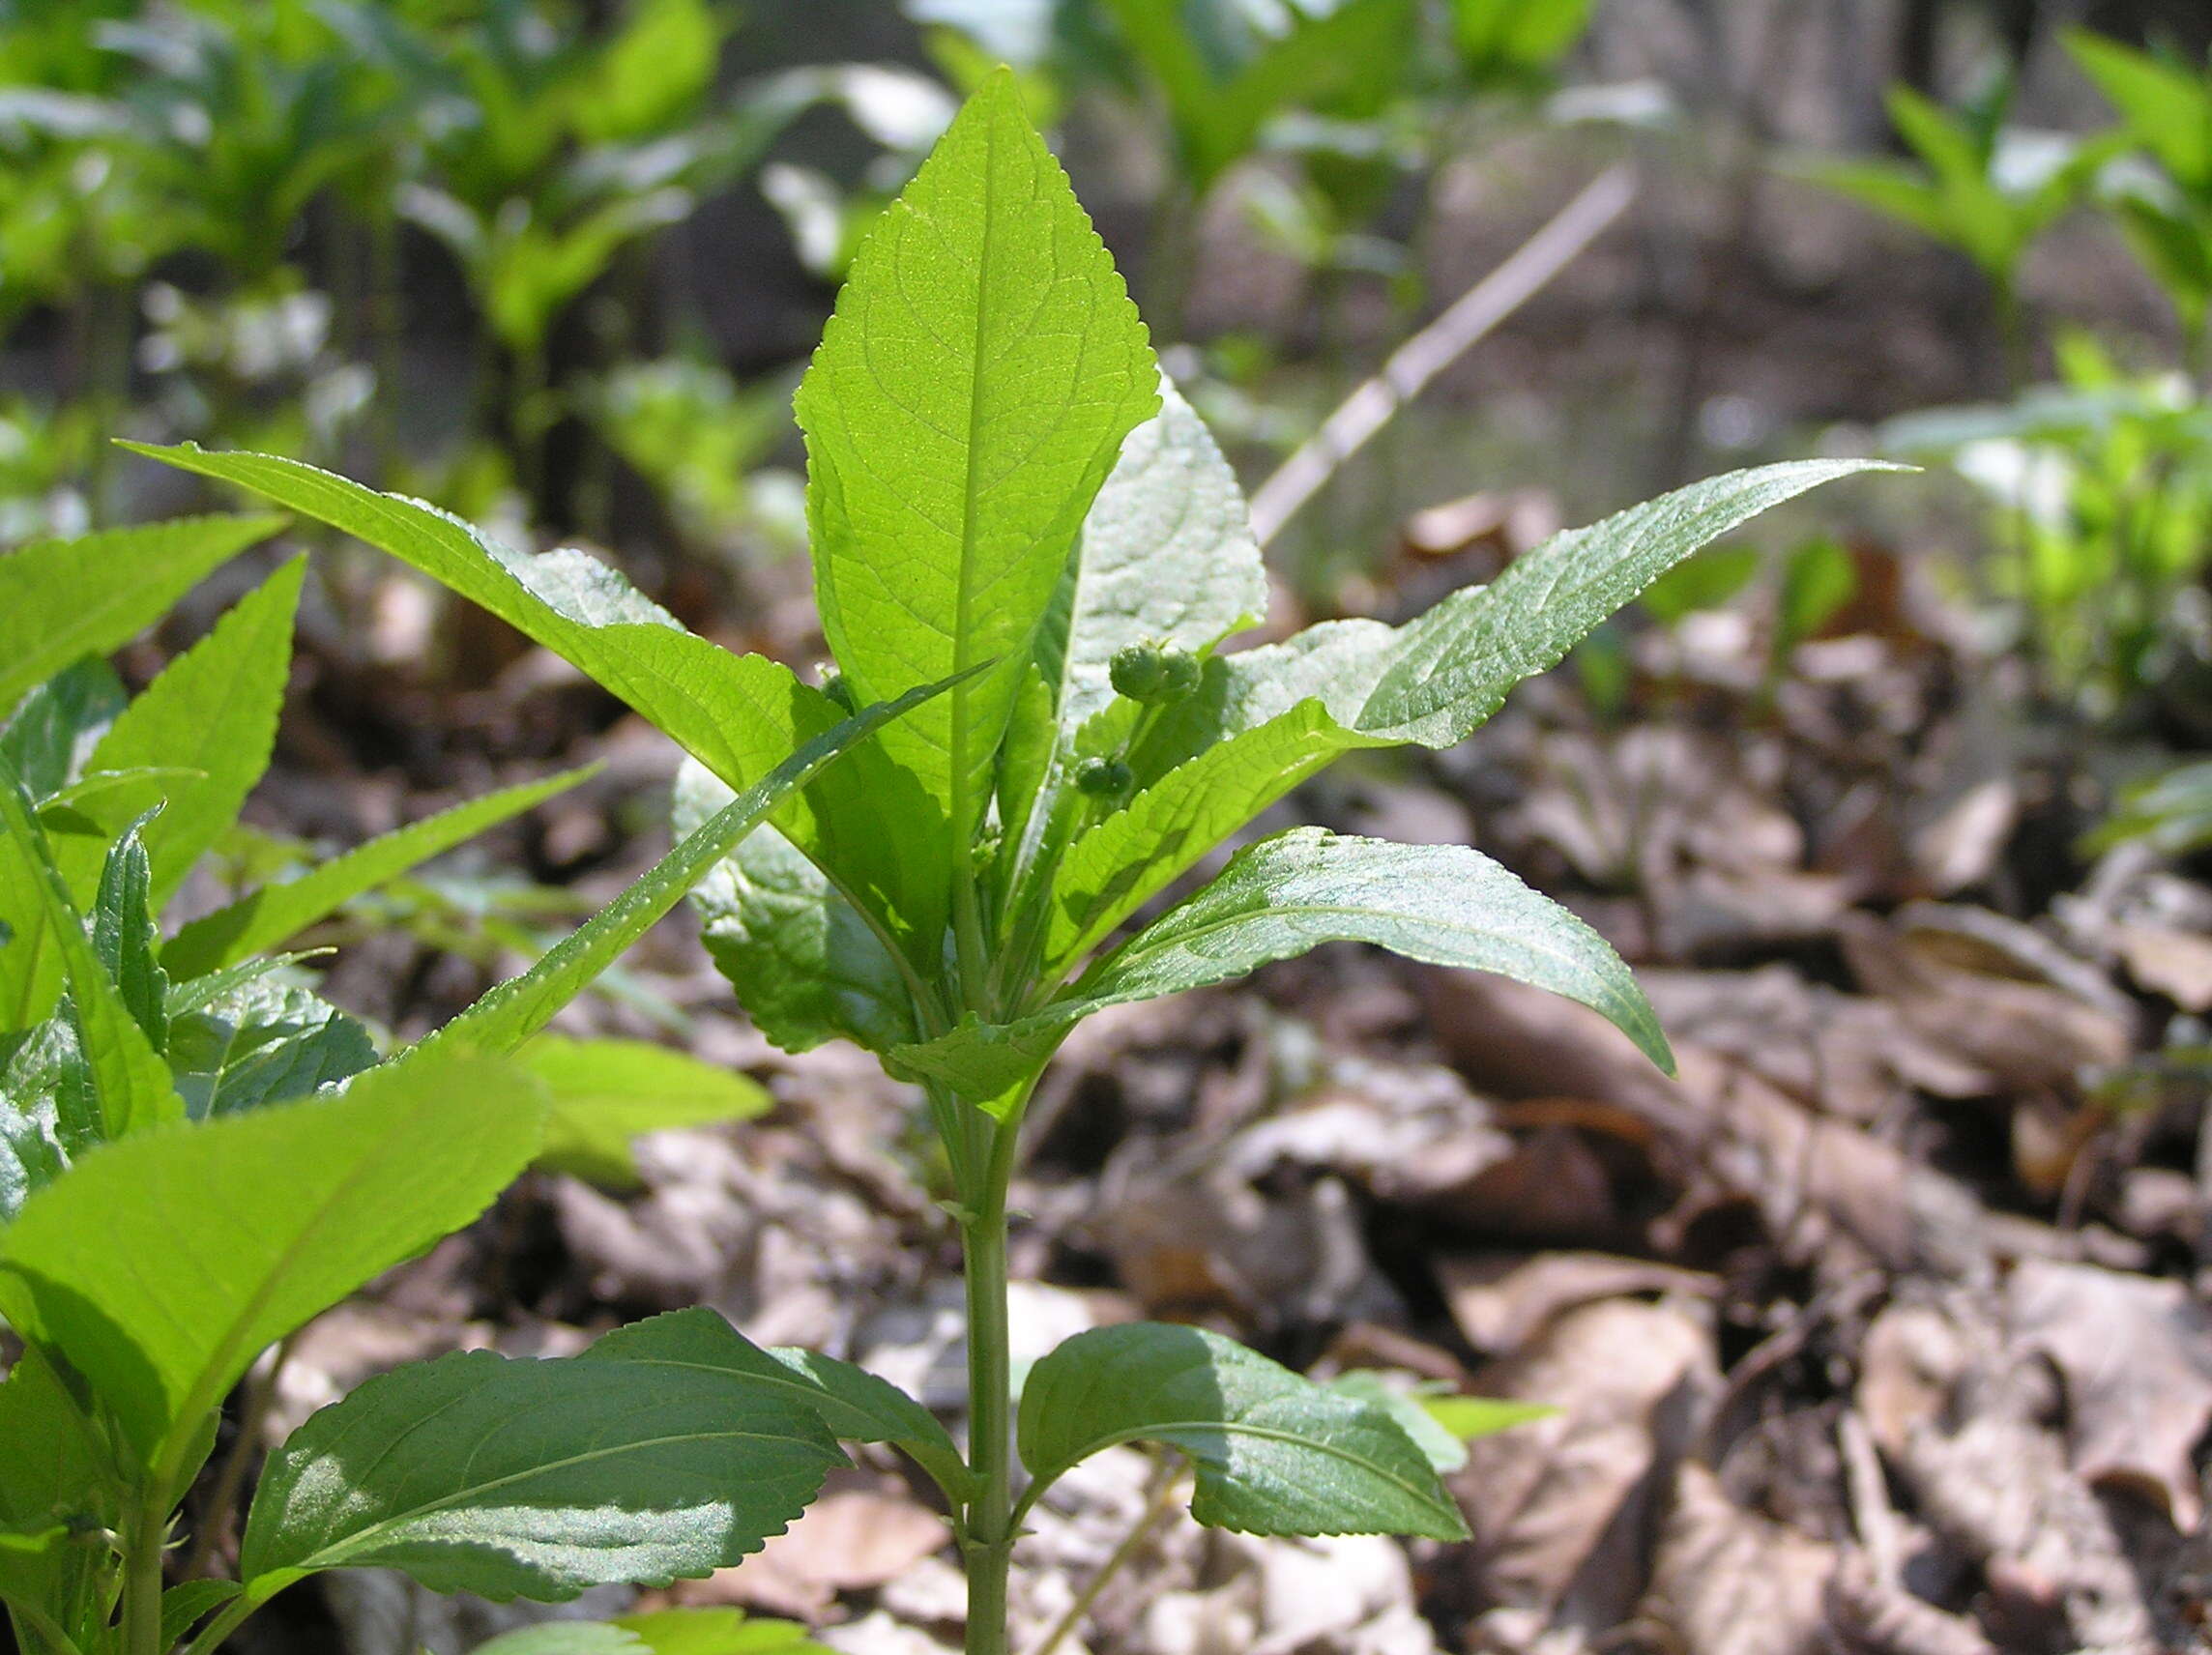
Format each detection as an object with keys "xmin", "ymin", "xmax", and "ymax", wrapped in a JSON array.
[
  {"xmin": 160, "ymin": 1579, "xmax": 243, "ymax": 1649},
  {"xmin": 0, "ymin": 776, "xmax": 179, "ymax": 1140},
  {"xmin": 521, "ymin": 1035, "xmax": 771, "ymax": 1189},
  {"xmin": 76, "ymin": 558, "xmax": 304, "ymax": 909},
  {"xmin": 399, "ymin": 677, "xmax": 955, "ymax": 1068},
  {"xmin": 121, "ymin": 444, "xmax": 946, "ymax": 957},
  {"xmin": 1324, "ymin": 1374, "xmax": 1549, "ymax": 1474},
  {"xmin": 163, "ymin": 766, "xmax": 597, "ymax": 979},
  {"xmin": 0, "ymin": 514, "xmax": 284, "ymax": 712},
  {"xmin": 899, "ymin": 828, "xmax": 1668, "ymax": 1097},
  {"xmin": 1453, "ymin": 0, "xmax": 1592, "ymax": 80},
  {"xmin": 240, "ymin": 1341, "xmax": 842, "ymax": 1605},
  {"xmin": 0, "ymin": 1055, "xmax": 543, "ymax": 1470},
  {"xmin": 676, "ymin": 761, "xmax": 914, "ymax": 1058},
  {"xmin": 1018, "ymin": 1323, "xmax": 1467, "ymax": 1540},
  {"xmin": 0, "ymin": 659, "xmax": 126, "ymax": 801},
  {"xmin": 1041, "ymin": 376, "xmax": 1267, "ymax": 733},
  {"xmin": 795, "ymin": 71, "xmax": 1157, "ymax": 851},
  {"xmin": 89, "ymin": 821, "xmax": 166, "ymax": 1054},
  {"xmin": 585, "ymin": 1308, "xmax": 974, "ymax": 1505},
  {"xmin": 165, "ymin": 977, "xmax": 377, "ymax": 1120},
  {"xmin": 1043, "ymin": 703, "xmax": 1378, "ymax": 973},
  {"xmin": 1139, "ymin": 460, "xmax": 1897, "ymax": 771}
]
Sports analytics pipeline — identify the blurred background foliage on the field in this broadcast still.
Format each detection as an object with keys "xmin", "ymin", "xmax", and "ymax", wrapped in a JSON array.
[{"xmin": 8, "ymin": 0, "xmax": 2212, "ymax": 851}]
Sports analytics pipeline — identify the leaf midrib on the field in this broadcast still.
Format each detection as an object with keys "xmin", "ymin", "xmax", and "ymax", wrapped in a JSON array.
[{"xmin": 282, "ymin": 1424, "xmax": 819, "ymax": 1573}]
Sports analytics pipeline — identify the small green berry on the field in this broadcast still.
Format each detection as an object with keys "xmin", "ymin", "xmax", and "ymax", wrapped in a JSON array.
[
  {"xmin": 1109, "ymin": 642, "xmax": 1200, "ymax": 704},
  {"xmin": 1074, "ymin": 756, "xmax": 1132, "ymax": 798}
]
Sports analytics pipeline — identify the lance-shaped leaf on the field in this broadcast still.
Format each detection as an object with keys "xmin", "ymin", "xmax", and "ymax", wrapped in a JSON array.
[
  {"xmin": 1043, "ymin": 703, "xmax": 1382, "ymax": 973},
  {"xmin": 0, "ymin": 513, "xmax": 284, "ymax": 712},
  {"xmin": 398, "ymin": 678, "xmax": 954, "ymax": 1068},
  {"xmin": 0, "ymin": 775, "xmax": 179, "ymax": 1141},
  {"xmin": 795, "ymin": 71, "xmax": 1157, "ymax": 847},
  {"xmin": 521, "ymin": 1035, "xmax": 771, "ymax": 1189},
  {"xmin": 163, "ymin": 766, "xmax": 597, "ymax": 979},
  {"xmin": 585, "ymin": 1308, "xmax": 973, "ymax": 1506},
  {"xmin": 1137, "ymin": 461, "xmax": 1899, "ymax": 774},
  {"xmin": 89, "ymin": 821, "xmax": 166, "ymax": 1054},
  {"xmin": 120, "ymin": 443, "xmax": 947, "ymax": 955},
  {"xmin": 0, "ymin": 1056, "xmax": 542, "ymax": 1469},
  {"xmin": 239, "ymin": 1341, "xmax": 843, "ymax": 1606},
  {"xmin": 1018, "ymin": 1322, "xmax": 1467, "ymax": 1540},
  {"xmin": 676, "ymin": 760, "xmax": 913, "ymax": 1058},
  {"xmin": 72, "ymin": 558, "xmax": 304, "ymax": 910},
  {"xmin": 898, "ymin": 828, "xmax": 1667, "ymax": 1098}
]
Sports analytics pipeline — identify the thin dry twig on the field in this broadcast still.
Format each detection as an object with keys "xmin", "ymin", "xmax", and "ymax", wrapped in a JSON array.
[{"xmin": 1247, "ymin": 164, "xmax": 1638, "ymax": 549}]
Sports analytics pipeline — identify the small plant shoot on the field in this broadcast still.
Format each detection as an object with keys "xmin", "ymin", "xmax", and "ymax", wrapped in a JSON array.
[{"xmin": 0, "ymin": 69, "xmax": 1895, "ymax": 1655}]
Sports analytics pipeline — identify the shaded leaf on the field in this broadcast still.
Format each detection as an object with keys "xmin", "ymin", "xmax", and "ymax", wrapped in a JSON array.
[{"xmin": 165, "ymin": 977, "xmax": 376, "ymax": 1120}]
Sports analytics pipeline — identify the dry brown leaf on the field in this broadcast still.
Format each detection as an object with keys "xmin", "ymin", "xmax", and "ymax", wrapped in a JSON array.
[
  {"xmin": 2008, "ymin": 1258, "xmax": 2212, "ymax": 1527},
  {"xmin": 1644, "ymin": 1463, "xmax": 1834, "ymax": 1655},
  {"xmin": 1439, "ymin": 1252, "xmax": 1721, "ymax": 1354},
  {"xmin": 1452, "ymin": 1297, "xmax": 1720, "ymax": 1633},
  {"xmin": 2113, "ymin": 923, "xmax": 2212, "ymax": 1012},
  {"xmin": 674, "ymin": 1484, "xmax": 951, "ymax": 1620}
]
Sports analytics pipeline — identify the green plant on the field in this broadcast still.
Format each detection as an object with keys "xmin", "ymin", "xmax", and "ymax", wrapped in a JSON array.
[
  {"xmin": 128, "ymin": 73, "xmax": 1890, "ymax": 1655},
  {"xmin": 1814, "ymin": 77, "xmax": 2111, "ymax": 384},
  {"xmin": 2066, "ymin": 29, "xmax": 2212, "ymax": 379},
  {"xmin": 0, "ymin": 510, "xmax": 951, "ymax": 1653},
  {"xmin": 1883, "ymin": 330, "xmax": 2212, "ymax": 712}
]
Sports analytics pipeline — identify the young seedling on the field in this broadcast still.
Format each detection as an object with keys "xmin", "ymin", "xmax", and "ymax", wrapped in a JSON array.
[{"xmin": 133, "ymin": 72, "xmax": 1891, "ymax": 1655}]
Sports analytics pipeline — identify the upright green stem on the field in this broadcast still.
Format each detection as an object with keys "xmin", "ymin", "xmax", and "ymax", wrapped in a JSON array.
[
  {"xmin": 122, "ymin": 1493, "xmax": 170, "ymax": 1655},
  {"xmin": 960, "ymin": 1104, "xmax": 1027, "ymax": 1655}
]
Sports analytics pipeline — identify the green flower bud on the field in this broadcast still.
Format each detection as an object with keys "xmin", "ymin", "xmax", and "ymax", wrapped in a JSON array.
[
  {"xmin": 1074, "ymin": 756, "xmax": 1132, "ymax": 798},
  {"xmin": 1109, "ymin": 642, "xmax": 1201, "ymax": 704},
  {"xmin": 819, "ymin": 668, "xmax": 857, "ymax": 712}
]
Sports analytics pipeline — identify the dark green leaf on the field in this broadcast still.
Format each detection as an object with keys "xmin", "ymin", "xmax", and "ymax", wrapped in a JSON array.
[
  {"xmin": 165, "ymin": 978, "xmax": 377, "ymax": 1120},
  {"xmin": 900, "ymin": 828, "xmax": 1669, "ymax": 1096},
  {"xmin": 0, "ymin": 660, "xmax": 126, "ymax": 801},
  {"xmin": 240, "ymin": 1341, "xmax": 843, "ymax": 1604},
  {"xmin": 89, "ymin": 820, "xmax": 166, "ymax": 1055},
  {"xmin": 585, "ymin": 1308, "xmax": 973, "ymax": 1505},
  {"xmin": 1018, "ymin": 1323, "xmax": 1467, "ymax": 1539},
  {"xmin": 676, "ymin": 761, "xmax": 914, "ymax": 1058}
]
